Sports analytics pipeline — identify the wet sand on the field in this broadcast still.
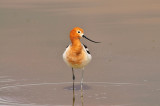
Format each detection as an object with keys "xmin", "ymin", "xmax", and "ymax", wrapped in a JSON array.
[{"xmin": 0, "ymin": 0, "xmax": 160, "ymax": 106}]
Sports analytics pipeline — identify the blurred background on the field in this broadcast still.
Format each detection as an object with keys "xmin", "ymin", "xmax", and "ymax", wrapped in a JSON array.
[{"xmin": 0, "ymin": 0, "xmax": 160, "ymax": 105}]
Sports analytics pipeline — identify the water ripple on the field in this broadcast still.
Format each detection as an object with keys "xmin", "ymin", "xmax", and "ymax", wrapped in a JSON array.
[{"xmin": 0, "ymin": 81, "xmax": 144, "ymax": 91}]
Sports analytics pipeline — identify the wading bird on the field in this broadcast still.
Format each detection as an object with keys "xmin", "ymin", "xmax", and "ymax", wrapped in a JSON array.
[{"xmin": 63, "ymin": 27, "xmax": 100, "ymax": 92}]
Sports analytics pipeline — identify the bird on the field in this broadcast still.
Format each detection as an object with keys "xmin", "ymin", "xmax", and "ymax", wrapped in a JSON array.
[{"xmin": 63, "ymin": 27, "xmax": 100, "ymax": 92}]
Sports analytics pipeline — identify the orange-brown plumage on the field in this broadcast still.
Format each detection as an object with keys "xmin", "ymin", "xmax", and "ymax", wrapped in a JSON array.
[
  {"xmin": 66, "ymin": 27, "xmax": 86, "ymax": 67},
  {"xmin": 63, "ymin": 27, "xmax": 91, "ymax": 68},
  {"xmin": 70, "ymin": 27, "xmax": 84, "ymax": 44},
  {"xmin": 66, "ymin": 46, "xmax": 85, "ymax": 65}
]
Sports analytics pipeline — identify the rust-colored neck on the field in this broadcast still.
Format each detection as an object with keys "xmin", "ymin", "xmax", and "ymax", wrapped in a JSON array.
[
  {"xmin": 70, "ymin": 38, "xmax": 82, "ymax": 54},
  {"xmin": 70, "ymin": 37, "xmax": 81, "ymax": 45}
]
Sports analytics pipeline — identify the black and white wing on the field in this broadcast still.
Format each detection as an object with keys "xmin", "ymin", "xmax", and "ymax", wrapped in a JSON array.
[{"xmin": 82, "ymin": 44, "xmax": 91, "ymax": 54}]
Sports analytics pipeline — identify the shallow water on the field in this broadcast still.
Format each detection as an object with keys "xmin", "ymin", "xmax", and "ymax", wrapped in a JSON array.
[{"xmin": 0, "ymin": 0, "xmax": 160, "ymax": 106}]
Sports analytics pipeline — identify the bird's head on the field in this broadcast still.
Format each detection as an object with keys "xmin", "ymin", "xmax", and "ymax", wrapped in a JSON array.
[{"xmin": 70, "ymin": 27, "xmax": 100, "ymax": 43}]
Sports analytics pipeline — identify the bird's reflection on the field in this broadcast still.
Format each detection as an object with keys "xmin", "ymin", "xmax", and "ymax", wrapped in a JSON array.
[
  {"xmin": 81, "ymin": 87, "xmax": 84, "ymax": 106},
  {"xmin": 72, "ymin": 81, "xmax": 75, "ymax": 106}
]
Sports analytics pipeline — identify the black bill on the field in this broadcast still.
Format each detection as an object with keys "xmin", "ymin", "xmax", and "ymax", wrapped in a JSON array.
[{"xmin": 82, "ymin": 35, "xmax": 101, "ymax": 43}]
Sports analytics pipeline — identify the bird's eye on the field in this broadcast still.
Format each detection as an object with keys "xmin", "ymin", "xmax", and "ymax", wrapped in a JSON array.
[{"xmin": 77, "ymin": 31, "xmax": 81, "ymax": 33}]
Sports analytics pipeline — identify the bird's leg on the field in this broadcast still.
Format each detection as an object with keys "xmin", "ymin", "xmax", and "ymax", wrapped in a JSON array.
[
  {"xmin": 81, "ymin": 68, "xmax": 84, "ymax": 106},
  {"xmin": 72, "ymin": 68, "xmax": 75, "ymax": 106},
  {"xmin": 72, "ymin": 68, "xmax": 75, "ymax": 81},
  {"xmin": 72, "ymin": 68, "xmax": 75, "ymax": 90},
  {"xmin": 81, "ymin": 69, "xmax": 84, "ymax": 97}
]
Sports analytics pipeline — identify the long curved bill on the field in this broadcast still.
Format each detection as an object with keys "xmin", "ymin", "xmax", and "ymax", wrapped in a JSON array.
[{"xmin": 82, "ymin": 35, "xmax": 101, "ymax": 43}]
